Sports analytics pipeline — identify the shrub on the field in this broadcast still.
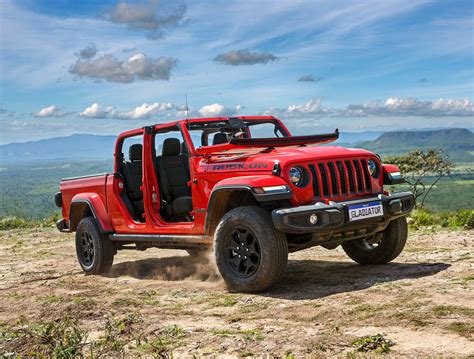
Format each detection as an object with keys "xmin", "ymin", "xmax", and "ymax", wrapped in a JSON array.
[
  {"xmin": 1, "ymin": 317, "xmax": 87, "ymax": 357},
  {"xmin": 409, "ymin": 209, "xmax": 437, "ymax": 228},
  {"xmin": 351, "ymin": 333, "xmax": 394, "ymax": 353},
  {"xmin": 449, "ymin": 210, "xmax": 474, "ymax": 230},
  {"xmin": 409, "ymin": 209, "xmax": 474, "ymax": 230},
  {"xmin": 0, "ymin": 213, "xmax": 60, "ymax": 230},
  {"xmin": 0, "ymin": 216, "xmax": 29, "ymax": 230}
]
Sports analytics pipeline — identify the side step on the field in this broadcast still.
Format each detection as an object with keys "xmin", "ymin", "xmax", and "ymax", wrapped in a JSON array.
[{"xmin": 109, "ymin": 233, "xmax": 213, "ymax": 250}]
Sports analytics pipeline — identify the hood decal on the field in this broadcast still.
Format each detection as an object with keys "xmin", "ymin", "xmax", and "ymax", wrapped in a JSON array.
[{"xmin": 204, "ymin": 162, "xmax": 269, "ymax": 172}]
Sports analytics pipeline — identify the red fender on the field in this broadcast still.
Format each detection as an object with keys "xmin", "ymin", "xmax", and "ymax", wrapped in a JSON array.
[
  {"xmin": 70, "ymin": 192, "xmax": 113, "ymax": 233},
  {"xmin": 213, "ymin": 175, "xmax": 289, "ymax": 189},
  {"xmin": 382, "ymin": 164, "xmax": 401, "ymax": 174},
  {"xmin": 382, "ymin": 164, "xmax": 404, "ymax": 185}
]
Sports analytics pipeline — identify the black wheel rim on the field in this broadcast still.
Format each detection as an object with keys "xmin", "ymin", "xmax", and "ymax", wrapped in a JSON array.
[
  {"xmin": 79, "ymin": 231, "xmax": 95, "ymax": 266},
  {"xmin": 225, "ymin": 227, "xmax": 261, "ymax": 278}
]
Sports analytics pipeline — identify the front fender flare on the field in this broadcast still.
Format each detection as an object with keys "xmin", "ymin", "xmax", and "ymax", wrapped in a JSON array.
[
  {"xmin": 69, "ymin": 193, "xmax": 113, "ymax": 233},
  {"xmin": 204, "ymin": 176, "xmax": 292, "ymax": 234}
]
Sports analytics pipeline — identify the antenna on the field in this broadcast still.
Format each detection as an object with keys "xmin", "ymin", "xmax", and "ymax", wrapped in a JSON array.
[{"xmin": 185, "ymin": 94, "xmax": 189, "ymax": 118}]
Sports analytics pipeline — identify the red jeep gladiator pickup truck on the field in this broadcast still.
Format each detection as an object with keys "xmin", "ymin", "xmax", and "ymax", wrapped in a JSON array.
[{"xmin": 55, "ymin": 116, "xmax": 414, "ymax": 292}]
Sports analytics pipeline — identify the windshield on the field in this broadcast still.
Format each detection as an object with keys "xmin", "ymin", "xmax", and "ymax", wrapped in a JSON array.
[{"xmin": 186, "ymin": 119, "xmax": 288, "ymax": 148}]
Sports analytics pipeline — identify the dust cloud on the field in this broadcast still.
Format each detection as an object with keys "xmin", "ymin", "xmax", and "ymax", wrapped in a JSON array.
[{"xmin": 108, "ymin": 249, "xmax": 223, "ymax": 283}]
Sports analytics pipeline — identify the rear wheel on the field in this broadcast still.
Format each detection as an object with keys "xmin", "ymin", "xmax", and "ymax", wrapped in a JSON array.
[
  {"xmin": 75, "ymin": 217, "xmax": 114, "ymax": 274},
  {"xmin": 342, "ymin": 216, "xmax": 408, "ymax": 265},
  {"xmin": 214, "ymin": 206, "xmax": 288, "ymax": 293}
]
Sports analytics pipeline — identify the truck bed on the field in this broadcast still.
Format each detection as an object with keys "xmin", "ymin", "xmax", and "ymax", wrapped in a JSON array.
[{"xmin": 59, "ymin": 173, "xmax": 110, "ymax": 221}]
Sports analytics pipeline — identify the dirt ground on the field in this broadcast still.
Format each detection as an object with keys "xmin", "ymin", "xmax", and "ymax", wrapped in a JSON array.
[{"xmin": 0, "ymin": 227, "xmax": 473, "ymax": 357}]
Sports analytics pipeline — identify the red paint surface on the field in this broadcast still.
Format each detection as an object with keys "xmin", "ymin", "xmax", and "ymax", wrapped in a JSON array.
[{"xmin": 60, "ymin": 116, "xmax": 392, "ymax": 235}]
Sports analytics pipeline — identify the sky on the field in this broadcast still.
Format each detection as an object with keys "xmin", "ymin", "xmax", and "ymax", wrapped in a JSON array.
[{"xmin": 0, "ymin": 0, "xmax": 473, "ymax": 144}]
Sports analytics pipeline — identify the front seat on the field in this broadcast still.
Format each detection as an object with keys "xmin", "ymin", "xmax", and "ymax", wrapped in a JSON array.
[
  {"xmin": 156, "ymin": 138, "xmax": 193, "ymax": 217},
  {"xmin": 213, "ymin": 132, "xmax": 228, "ymax": 145},
  {"xmin": 122, "ymin": 143, "xmax": 144, "ymax": 218}
]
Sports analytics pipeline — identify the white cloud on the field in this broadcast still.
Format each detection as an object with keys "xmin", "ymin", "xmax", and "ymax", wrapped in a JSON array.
[
  {"xmin": 287, "ymin": 98, "xmax": 329, "ymax": 115},
  {"xmin": 264, "ymin": 97, "xmax": 474, "ymax": 119},
  {"xmin": 297, "ymin": 75, "xmax": 323, "ymax": 82},
  {"xmin": 103, "ymin": 0, "xmax": 187, "ymax": 39},
  {"xmin": 79, "ymin": 103, "xmax": 116, "ymax": 119},
  {"xmin": 34, "ymin": 105, "xmax": 63, "ymax": 117},
  {"xmin": 116, "ymin": 102, "xmax": 175, "ymax": 119},
  {"xmin": 78, "ymin": 44, "xmax": 97, "ymax": 59},
  {"xmin": 264, "ymin": 97, "xmax": 331, "ymax": 118},
  {"xmin": 78, "ymin": 102, "xmax": 179, "ymax": 119},
  {"xmin": 346, "ymin": 97, "xmax": 474, "ymax": 117},
  {"xmin": 198, "ymin": 103, "xmax": 242, "ymax": 117},
  {"xmin": 213, "ymin": 50, "xmax": 278, "ymax": 66},
  {"xmin": 70, "ymin": 52, "xmax": 178, "ymax": 83}
]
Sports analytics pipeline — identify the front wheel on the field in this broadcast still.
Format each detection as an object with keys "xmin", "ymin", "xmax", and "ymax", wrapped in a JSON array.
[
  {"xmin": 75, "ymin": 217, "xmax": 114, "ymax": 274},
  {"xmin": 342, "ymin": 216, "xmax": 408, "ymax": 265},
  {"xmin": 214, "ymin": 206, "xmax": 288, "ymax": 293}
]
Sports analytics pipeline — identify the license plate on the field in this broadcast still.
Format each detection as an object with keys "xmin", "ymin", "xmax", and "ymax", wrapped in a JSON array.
[{"xmin": 347, "ymin": 201, "xmax": 384, "ymax": 221}]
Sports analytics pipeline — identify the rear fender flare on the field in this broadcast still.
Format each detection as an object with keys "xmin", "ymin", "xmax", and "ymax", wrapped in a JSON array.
[{"xmin": 69, "ymin": 193, "xmax": 113, "ymax": 233}]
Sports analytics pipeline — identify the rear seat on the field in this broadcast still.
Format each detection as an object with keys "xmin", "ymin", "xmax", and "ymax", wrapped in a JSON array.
[
  {"xmin": 122, "ymin": 143, "xmax": 144, "ymax": 217},
  {"xmin": 155, "ymin": 138, "xmax": 193, "ymax": 217}
]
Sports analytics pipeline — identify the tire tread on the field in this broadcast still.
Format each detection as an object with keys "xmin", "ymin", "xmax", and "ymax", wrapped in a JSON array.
[
  {"xmin": 342, "ymin": 217, "xmax": 408, "ymax": 265},
  {"xmin": 75, "ymin": 217, "xmax": 114, "ymax": 274},
  {"xmin": 214, "ymin": 206, "xmax": 288, "ymax": 292}
]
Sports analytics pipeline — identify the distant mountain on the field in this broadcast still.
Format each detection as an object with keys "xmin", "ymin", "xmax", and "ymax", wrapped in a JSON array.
[
  {"xmin": 358, "ymin": 128, "xmax": 474, "ymax": 162},
  {"xmin": 1, "ymin": 128, "xmax": 472, "ymax": 164},
  {"xmin": 336, "ymin": 131, "xmax": 383, "ymax": 144},
  {"xmin": 0, "ymin": 133, "xmax": 203, "ymax": 164},
  {"xmin": 0, "ymin": 134, "xmax": 116, "ymax": 164}
]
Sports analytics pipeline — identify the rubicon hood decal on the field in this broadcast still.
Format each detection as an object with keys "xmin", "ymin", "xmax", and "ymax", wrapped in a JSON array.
[{"xmin": 204, "ymin": 162, "xmax": 270, "ymax": 172}]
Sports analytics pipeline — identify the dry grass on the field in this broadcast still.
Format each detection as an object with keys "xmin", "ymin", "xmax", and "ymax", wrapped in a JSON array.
[{"xmin": 0, "ymin": 227, "xmax": 473, "ymax": 356}]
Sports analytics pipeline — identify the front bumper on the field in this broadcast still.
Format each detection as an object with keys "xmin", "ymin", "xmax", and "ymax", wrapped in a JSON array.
[{"xmin": 272, "ymin": 191, "xmax": 415, "ymax": 234}]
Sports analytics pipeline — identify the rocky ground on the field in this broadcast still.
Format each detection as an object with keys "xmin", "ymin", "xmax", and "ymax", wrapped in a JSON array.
[{"xmin": 0, "ymin": 227, "xmax": 473, "ymax": 357}]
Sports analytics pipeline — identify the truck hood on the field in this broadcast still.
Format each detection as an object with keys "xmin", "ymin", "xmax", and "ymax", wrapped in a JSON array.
[{"xmin": 204, "ymin": 145, "xmax": 376, "ymax": 171}]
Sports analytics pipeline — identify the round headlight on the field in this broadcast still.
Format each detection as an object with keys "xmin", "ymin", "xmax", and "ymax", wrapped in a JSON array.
[
  {"xmin": 289, "ymin": 167, "xmax": 303, "ymax": 186},
  {"xmin": 367, "ymin": 159, "xmax": 378, "ymax": 177}
]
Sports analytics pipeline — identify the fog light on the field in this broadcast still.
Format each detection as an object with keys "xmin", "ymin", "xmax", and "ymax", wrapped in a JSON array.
[{"xmin": 309, "ymin": 213, "xmax": 318, "ymax": 225}]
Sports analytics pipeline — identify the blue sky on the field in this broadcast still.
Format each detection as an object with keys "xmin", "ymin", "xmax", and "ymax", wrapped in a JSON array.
[{"xmin": 0, "ymin": 0, "xmax": 473, "ymax": 144}]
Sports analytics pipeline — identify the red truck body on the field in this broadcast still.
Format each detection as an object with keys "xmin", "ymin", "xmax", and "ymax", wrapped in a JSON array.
[{"xmin": 56, "ymin": 116, "xmax": 414, "ymax": 291}]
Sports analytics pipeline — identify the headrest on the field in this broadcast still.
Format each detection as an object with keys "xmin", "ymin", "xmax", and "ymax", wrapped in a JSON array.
[
  {"xmin": 181, "ymin": 142, "xmax": 189, "ymax": 155},
  {"xmin": 213, "ymin": 132, "xmax": 228, "ymax": 145},
  {"xmin": 162, "ymin": 138, "xmax": 181, "ymax": 156},
  {"xmin": 129, "ymin": 144, "xmax": 142, "ymax": 162}
]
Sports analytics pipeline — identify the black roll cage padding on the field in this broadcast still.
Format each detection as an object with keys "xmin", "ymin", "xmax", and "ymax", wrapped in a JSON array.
[
  {"xmin": 190, "ymin": 119, "xmax": 289, "ymax": 147},
  {"xmin": 229, "ymin": 130, "xmax": 339, "ymax": 147}
]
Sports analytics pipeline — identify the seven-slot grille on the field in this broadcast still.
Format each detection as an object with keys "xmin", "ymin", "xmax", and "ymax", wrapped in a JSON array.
[{"xmin": 308, "ymin": 159, "xmax": 373, "ymax": 199}]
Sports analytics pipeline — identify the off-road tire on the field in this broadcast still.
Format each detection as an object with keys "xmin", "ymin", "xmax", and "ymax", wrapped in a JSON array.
[
  {"xmin": 75, "ymin": 217, "xmax": 114, "ymax": 274},
  {"xmin": 342, "ymin": 216, "xmax": 408, "ymax": 265},
  {"xmin": 214, "ymin": 206, "xmax": 288, "ymax": 293}
]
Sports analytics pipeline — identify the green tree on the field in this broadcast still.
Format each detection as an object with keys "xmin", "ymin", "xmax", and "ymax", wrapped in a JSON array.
[{"xmin": 385, "ymin": 149, "xmax": 454, "ymax": 208}]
